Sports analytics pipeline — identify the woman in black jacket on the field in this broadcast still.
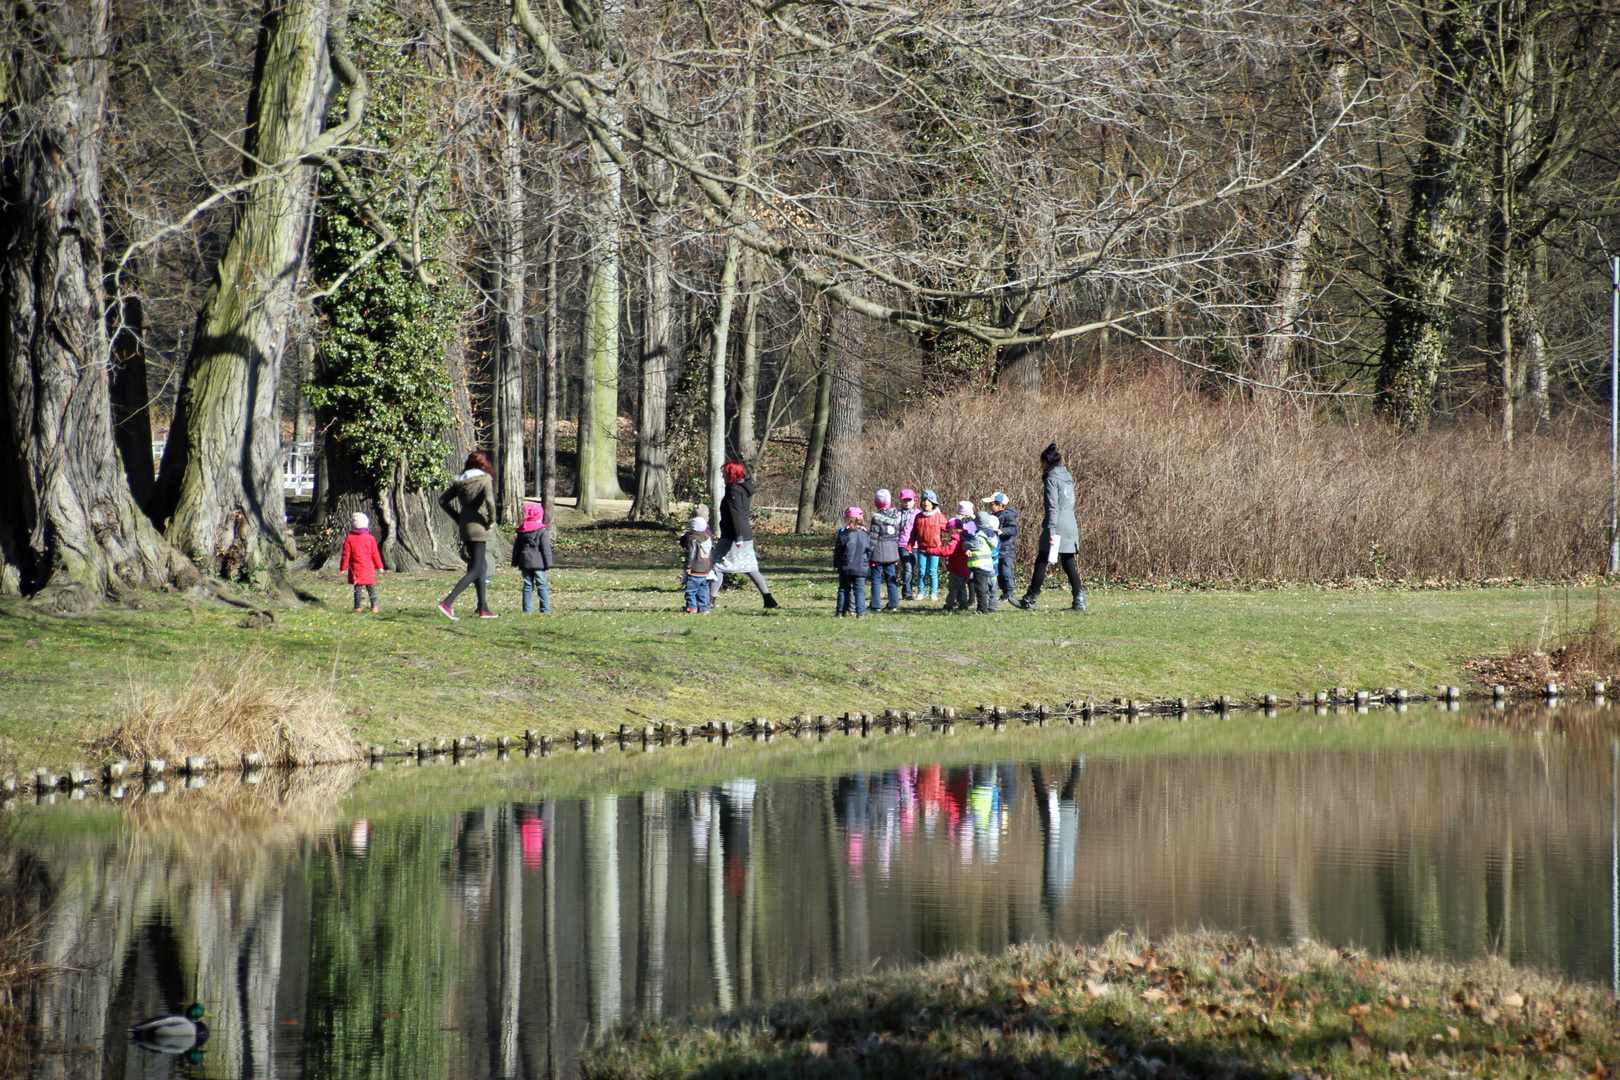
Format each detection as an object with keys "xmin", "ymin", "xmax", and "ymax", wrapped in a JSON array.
[{"xmin": 711, "ymin": 461, "xmax": 779, "ymax": 610}]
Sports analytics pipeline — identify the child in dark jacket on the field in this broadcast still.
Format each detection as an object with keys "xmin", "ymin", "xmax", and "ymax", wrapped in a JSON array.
[
  {"xmin": 982, "ymin": 492, "xmax": 1018, "ymax": 602},
  {"xmin": 340, "ymin": 512, "xmax": 386, "ymax": 612},
  {"xmin": 680, "ymin": 516, "xmax": 715, "ymax": 613},
  {"xmin": 833, "ymin": 507, "xmax": 873, "ymax": 617},
  {"xmin": 510, "ymin": 501, "xmax": 555, "ymax": 613},
  {"xmin": 942, "ymin": 503, "xmax": 978, "ymax": 612}
]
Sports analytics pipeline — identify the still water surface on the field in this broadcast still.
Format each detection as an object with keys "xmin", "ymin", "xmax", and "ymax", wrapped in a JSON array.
[{"xmin": 15, "ymin": 707, "xmax": 1619, "ymax": 1077}]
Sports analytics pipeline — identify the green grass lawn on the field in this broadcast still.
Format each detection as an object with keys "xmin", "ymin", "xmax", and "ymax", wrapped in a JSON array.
[{"xmin": 0, "ymin": 518, "xmax": 1599, "ymax": 772}]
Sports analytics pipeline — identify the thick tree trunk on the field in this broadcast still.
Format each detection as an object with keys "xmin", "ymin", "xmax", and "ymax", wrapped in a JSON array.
[
  {"xmin": 0, "ymin": 0, "xmax": 196, "ymax": 608},
  {"xmin": 1377, "ymin": 1, "xmax": 1483, "ymax": 427},
  {"xmin": 815, "ymin": 309, "xmax": 863, "ymax": 518},
  {"xmin": 629, "ymin": 169, "xmax": 672, "ymax": 520},
  {"xmin": 494, "ymin": 29, "xmax": 526, "ymax": 523},
  {"xmin": 578, "ymin": 124, "xmax": 627, "ymax": 511},
  {"xmin": 153, "ymin": 0, "xmax": 335, "ymax": 579},
  {"xmin": 795, "ymin": 357, "xmax": 833, "ymax": 534}
]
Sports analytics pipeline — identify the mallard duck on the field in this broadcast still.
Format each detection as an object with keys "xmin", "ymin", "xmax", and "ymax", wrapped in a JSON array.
[{"xmin": 129, "ymin": 1002, "xmax": 209, "ymax": 1054}]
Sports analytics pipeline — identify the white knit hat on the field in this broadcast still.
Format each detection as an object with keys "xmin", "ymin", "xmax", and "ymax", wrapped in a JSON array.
[{"xmin": 352, "ymin": 512, "xmax": 369, "ymax": 529}]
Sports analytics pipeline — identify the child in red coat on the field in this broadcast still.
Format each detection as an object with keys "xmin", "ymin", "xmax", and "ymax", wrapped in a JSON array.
[{"xmin": 340, "ymin": 512, "xmax": 387, "ymax": 612}]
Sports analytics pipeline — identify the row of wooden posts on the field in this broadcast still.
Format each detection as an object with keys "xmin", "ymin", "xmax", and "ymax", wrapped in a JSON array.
[{"xmin": 5, "ymin": 680, "xmax": 1610, "ymax": 802}]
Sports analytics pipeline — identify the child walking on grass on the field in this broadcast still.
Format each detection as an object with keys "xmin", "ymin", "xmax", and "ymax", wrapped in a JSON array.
[
  {"xmin": 341, "ymin": 512, "xmax": 386, "ymax": 612},
  {"xmin": 510, "ymin": 501, "xmax": 555, "ymax": 613},
  {"xmin": 834, "ymin": 507, "xmax": 872, "ymax": 617},
  {"xmin": 680, "ymin": 516, "xmax": 715, "ymax": 613}
]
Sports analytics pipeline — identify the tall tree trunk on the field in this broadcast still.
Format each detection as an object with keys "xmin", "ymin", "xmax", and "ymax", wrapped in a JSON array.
[
  {"xmin": 630, "ymin": 161, "xmax": 672, "ymax": 520},
  {"xmin": 577, "ymin": 91, "xmax": 626, "ymax": 510},
  {"xmin": 795, "ymin": 313, "xmax": 834, "ymax": 533},
  {"xmin": 542, "ymin": 168, "xmax": 561, "ymax": 521},
  {"xmin": 494, "ymin": 29, "xmax": 526, "ymax": 522},
  {"xmin": 153, "ymin": 0, "xmax": 336, "ymax": 579},
  {"xmin": 1377, "ymin": 0, "xmax": 1483, "ymax": 427},
  {"xmin": 107, "ymin": 291, "xmax": 155, "ymax": 510},
  {"xmin": 0, "ymin": 0, "xmax": 196, "ymax": 607},
  {"xmin": 815, "ymin": 309, "xmax": 864, "ymax": 518},
  {"xmin": 1255, "ymin": 55, "xmax": 1347, "ymax": 403},
  {"xmin": 735, "ymin": 265, "xmax": 761, "ymax": 465},
  {"xmin": 708, "ymin": 235, "xmax": 742, "ymax": 507}
]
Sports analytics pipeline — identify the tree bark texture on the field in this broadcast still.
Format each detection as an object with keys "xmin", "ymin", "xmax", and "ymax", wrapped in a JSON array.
[
  {"xmin": 1377, "ymin": 0, "xmax": 1483, "ymax": 427},
  {"xmin": 153, "ymin": 0, "xmax": 335, "ymax": 578},
  {"xmin": 577, "ymin": 107, "xmax": 626, "ymax": 510},
  {"xmin": 0, "ymin": 0, "xmax": 196, "ymax": 607},
  {"xmin": 629, "ymin": 177, "xmax": 672, "ymax": 520},
  {"xmin": 814, "ymin": 308, "xmax": 863, "ymax": 518},
  {"xmin": 494, "ymin": 29, "xmax": 526, "ymax": 522},
  {"xmin": 735, "ymin": 273, "xmax": 761, "ymax": 465},
  {"xmin": 795, "ymin": 353, "xmax": 833, "ymax": 534}
]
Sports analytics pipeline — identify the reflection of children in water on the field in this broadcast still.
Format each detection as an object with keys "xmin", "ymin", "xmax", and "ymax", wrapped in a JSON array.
[{"xmin": 687, "ymin": 781, "xmax": 757, "ymax": 898}]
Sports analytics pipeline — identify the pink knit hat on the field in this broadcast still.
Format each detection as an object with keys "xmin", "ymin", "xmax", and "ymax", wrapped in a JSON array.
[{"xmin": 845, "ymin": 506, "xmax": 865, "ymax": 520}]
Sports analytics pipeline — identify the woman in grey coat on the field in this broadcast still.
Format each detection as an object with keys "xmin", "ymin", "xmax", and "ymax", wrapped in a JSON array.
[{"xmin": 1010, "ymin": 443, "xmax": 1087, "ymax": 612}]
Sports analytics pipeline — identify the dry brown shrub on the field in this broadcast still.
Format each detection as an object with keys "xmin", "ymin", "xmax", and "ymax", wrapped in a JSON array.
[
  {"xmin": 856, "ymin": 371, "xmax": 1606, "ymax": 581},
  {"xmin": 1470, "ymin": 591, "xmax": 1620, "ymax": 696},
  {"xmin": 94, "ymin": 650, "xmax": 363, "ymax": 767}
]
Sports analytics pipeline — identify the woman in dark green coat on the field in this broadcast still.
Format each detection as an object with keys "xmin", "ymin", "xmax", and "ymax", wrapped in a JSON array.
[{"xmin": 436, "ymin": 451, "xmax": 497, "ymax": 619}]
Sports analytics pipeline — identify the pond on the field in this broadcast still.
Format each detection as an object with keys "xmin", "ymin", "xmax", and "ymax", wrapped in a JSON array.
[{"xmin": 11, "ymin": 704, "xmax": 1618, "ymax": 1078}]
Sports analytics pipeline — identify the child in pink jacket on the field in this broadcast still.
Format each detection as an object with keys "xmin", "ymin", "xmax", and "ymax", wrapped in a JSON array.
[{"xmin": 340, "ymin": 512, "xmax": 387, "ymax": 612}]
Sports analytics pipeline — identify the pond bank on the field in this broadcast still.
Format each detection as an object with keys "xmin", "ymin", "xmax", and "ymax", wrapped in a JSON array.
[
  {"xmin": 0, "ymin": 537, "xmax": 1606, "ymax": 771},
  {"xmin": 583, "ymin": 932, "xmax": 1620, "ymax": 1080}
]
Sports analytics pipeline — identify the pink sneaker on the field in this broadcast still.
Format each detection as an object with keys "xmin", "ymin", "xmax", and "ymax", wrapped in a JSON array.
[
  {"xmin": 478, "ymin": 610, "xmax": 499, "ymax": 619},
  {"xmin": 437, "ymin": 601, "xmax": 458, "ymax": 621}
]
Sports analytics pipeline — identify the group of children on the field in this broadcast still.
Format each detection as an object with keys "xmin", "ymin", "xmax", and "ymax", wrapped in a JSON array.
[{"xmin": 833, "ymin": 488, "xmax": 1018, "ymax": 617}]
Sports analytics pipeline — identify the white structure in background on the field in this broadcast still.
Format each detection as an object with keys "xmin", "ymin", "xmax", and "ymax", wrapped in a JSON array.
[{"xmin": 150, "ymin": 439, "xmax": 317, "ymax": 498}]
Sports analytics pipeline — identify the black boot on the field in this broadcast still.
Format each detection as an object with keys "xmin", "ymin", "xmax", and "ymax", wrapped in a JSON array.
[
  {"xmin": 1071, "ymin": 589, "xmax": 1088, "ymax": 612},
  {"xmin": 1010, "ymin": 594, "xmax": 1037, "ymax": 610},
  {"xmin": 763, "ymin": 593, "xmax": 779, "ymax": 610}
]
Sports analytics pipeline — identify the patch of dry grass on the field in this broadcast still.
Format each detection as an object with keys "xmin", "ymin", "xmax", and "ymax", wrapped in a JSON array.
[
  {"xmin": 94, "ymin": 649, "xmax": 363, "ymax": 767},
  {"xmin": 855, "ymin": 372, "xmax": 1606, "ymax": 582}
]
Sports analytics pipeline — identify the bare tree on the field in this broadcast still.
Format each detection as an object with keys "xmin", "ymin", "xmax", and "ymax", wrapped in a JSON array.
[{"xmin": 0, "ymin": 0, "xmax": 198, "ymax": 607}]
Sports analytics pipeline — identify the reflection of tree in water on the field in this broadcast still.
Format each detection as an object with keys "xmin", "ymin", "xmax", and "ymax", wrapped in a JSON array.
[{"xmin": 17, "ymin": 743, "xmax": 1619, "ymax": 1078}]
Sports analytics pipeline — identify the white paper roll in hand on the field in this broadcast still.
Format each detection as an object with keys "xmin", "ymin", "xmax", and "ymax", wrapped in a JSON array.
[{"xmin": 1047, "ymin": 534, "xmax": 1060, "ymax": 564}]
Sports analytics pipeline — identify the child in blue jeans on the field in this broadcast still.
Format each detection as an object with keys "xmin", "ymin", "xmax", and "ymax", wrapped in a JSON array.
[
  {"xmin": 833, "ymin": 507, "xmax": 872, "ymax": 617},
  {"xmin": 510, "ymin": 501, "xmax": 555, "ymax": 612},
  {"xmin": 680, "ymin": 516, "xmax": 714, "ymax": 612}
]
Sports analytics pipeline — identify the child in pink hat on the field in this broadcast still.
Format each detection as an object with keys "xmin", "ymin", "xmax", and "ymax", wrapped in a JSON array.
[
  {"xmin": 897, "ymin": 489, "xmax": 922, "ymax": 600},
  {"xmin": 510, "ymin": 501, "xmax": 555, "ymax": 612}
]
